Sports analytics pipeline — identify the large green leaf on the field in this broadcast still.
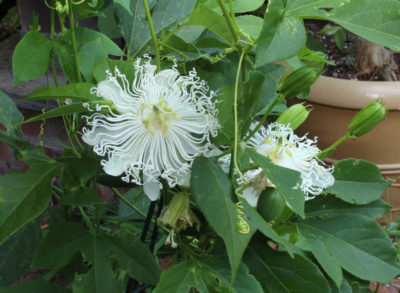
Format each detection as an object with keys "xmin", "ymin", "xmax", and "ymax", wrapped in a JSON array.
[
  {"xmin": 0, "ymin": 217, "xmax": 42, "ymax": 285},
  {"xmin": 202, "ymin": 0, "xmax": 264, "ymax": 14},
  {"xmin": 298, "ymin": 214, "xmax": 400, "ymax": 283},
  {"xmin": 0, "ymin": 163, "xmax": 60, "ymax": 245},
  {"xmin": 245, "ymin": 236, "xmax": 330, "ymax": 293},
  {"xmin": 236, "ymin": 15, "xmax": 263, "ymax": 40},
  {"xmin": 285, "ymin": 0, "xmax": 343, "ymax": 17},
  {"xmin": 32, "ymin": 222, "xmax": 90, "ymax": 269},
  {"xmin": 103, "ymin": 234, "xmax": 160, "ymax": 285},
  {"xmin": 22, "ymin": 100, "xmax": 109, "ymax": 124},
  {"xmin": 0, "ymin": 279, "xmax": 71, "ymax": 293},
  {"xmin": 54, "ymin": 27, "xmax": 123, "ymax": 82},
  {"xmin": 287, "ymin": 0, "xmax": 400, "ymax": 52},
  {"xmin": 26, "ymin": 83, "xmax": 97, "ymax": 102},
  {"xmin": 73, "ymin": 27, "xmax": 123, "ymax": 56},
  {"xmin": 254, "ymin": 63, "xmax": 286, "ymax": 116},
  {"xmin": 114, "ymin": 0, "xmax": 155, "ymax": 57},
  {"xmin": 184, "ymin": 3, "xmax": 233, "ymax": 44},
  {"xmin": 248, "ymin": 149, "xmax": 305, "ymax": 218},
  {"xmin": 154, "ymin": 254, "xmax": 263, "ymax": 293},
  {"xmin": 97, "ymin": 2, "xmax": 122, "ymax": 40},
  {"xmin": 78, "ymin": 38, "xmax": 109, "ymax": 82},
  {"xmin": 191, "ymin": 157, "xmax": 256, "ymax": 279},
  {"xmin": 305, "ymin": 195, "xmax": 391, "ymax": 219},
  {"xmin": 255, "ymin": 0, "xmax": 306, "ymax": 67},
  {"xmin": 60, "ymin": 186, "xmax": 105, "ymax": 207},
  {"xmin": 326, "ymin": 159, "xmax": 392, "ymax": 204},
  {"xmin": 34, "ymin": 222, "xmax": 159, "ymax": 289},
  {"xmin": 153, "ymin": 261, "xmax": 209, "ymax": 293},
  {"xmin": 0, "ymin": 91, "xmax": 23, "ymax": 138},
  {"xmin": 116, "ymin": 0, "xmax": 196, "ymax": 57},
  {"xmin": 200, "ymin": 253, "xmax": 264, "ymax": 293},
  {"xmin": 12, "ymin": 31, "xmax": 52, "ymax": 86},
  {"xmin": 242, "ymin": 200, "xmax": 297, "ymax": 257}
]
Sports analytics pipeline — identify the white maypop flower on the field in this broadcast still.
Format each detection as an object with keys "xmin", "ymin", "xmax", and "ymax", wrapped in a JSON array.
[
  {"xmin": 219, "ymin": 122, "xmax": 334, "ymax": 206},
  {"xmin": 82, "ymin": 58, "xmax": 219, "ymax": 201},
  {"xmin": 243, "ymin": 122, "xmax": 334, "ymax": 205}
]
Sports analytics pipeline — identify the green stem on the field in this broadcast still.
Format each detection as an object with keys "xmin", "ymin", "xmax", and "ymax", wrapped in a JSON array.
[
  {"xmin": 142, "ymin": 0, "xmax": 161, "ymax": 72},
  {"xmin": 231, "ymin": 49, "xmax": 247, "ymax": 183},
  {"xmin": 79, "ymin": 207, "xmax": 96, "ymax": 234},
  {"xmin": 317, "ymin": 133, "xmax": 350, "ymax": 160},
  {"xmin": 112, "ymin": 187, "xmax": 170, "ymax": 233},
  {"xmin": 217, "ymin": 0, "xmax": 240, "ymax": 45},
  {"xmin": 244, "ymin": 96, "xmax": 281, "ymax": 142},
  {"xmin": 67, "ymin": 0, "xmax": 82, "ymax": 82}
]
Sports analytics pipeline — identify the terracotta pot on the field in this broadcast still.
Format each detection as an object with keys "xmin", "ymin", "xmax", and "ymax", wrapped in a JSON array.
[{"xmin": 295, "ymin": 75, "xmax": 400, "ymax": 221}]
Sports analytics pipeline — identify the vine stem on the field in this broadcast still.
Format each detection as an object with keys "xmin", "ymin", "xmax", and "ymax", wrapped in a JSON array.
[
  {"xmin": 142, "ymin": 0, "xmax": 161, "ymax": 72},
  {"xmin": 317, "ymin": 133, "xmax": 350, "ymax": 160},
  {"xmin": 231, "ymin": 49, "xmax": 247, "ymax": 183},
  {"xmin": 67, "ymin": 0, "xmax": 82, "ymax": 82},
  {"xmin": 244, "ymin": 96, "xmax": 281, "ymax": 142},
  {"xmin": 217, "ymin": 0, "xmax": 240, "ymax": 44}
]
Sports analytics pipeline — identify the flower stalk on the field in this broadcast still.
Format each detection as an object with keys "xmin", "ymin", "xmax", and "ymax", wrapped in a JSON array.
[{"xmin": 142, "ymin": 0, "xmax": 161, "ymax": 72}]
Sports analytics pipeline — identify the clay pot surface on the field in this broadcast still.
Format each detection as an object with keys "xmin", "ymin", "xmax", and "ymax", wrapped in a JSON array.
[{"xmin": 295, "ymin": 75, "xmax": 400, "ymax": 220}]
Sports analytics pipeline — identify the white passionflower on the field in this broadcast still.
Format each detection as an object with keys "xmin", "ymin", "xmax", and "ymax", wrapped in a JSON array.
[
  {"xmin": 244, "ymin": 122, "xmax": 334, "ymax": 205},
  {"xmin": 219, "ymin": 122, "xmax": 334, "ymax": 206},
  {"xmin": 82, "ymin": 58, "xmax": 219, "ymax": 201}
]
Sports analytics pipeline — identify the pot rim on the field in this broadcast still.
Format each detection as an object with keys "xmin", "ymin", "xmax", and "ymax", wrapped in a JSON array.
[{"xmin": 309, "ymin": 76, "xmax": 400, "ymax": 110}]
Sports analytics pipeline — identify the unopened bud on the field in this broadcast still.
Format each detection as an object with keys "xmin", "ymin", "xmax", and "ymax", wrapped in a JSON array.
[
  {"xmin": 278, "ymin": 67, "xmax": 320, "ymax": 98},
  {"xmin": 348, "ymin": 100, "xmax": 388, "ymax": 137},
  {"xmin": 159, "ymin": 192, "xmax": 189, "ymax": 228},
  {"xmin": 276, "ymin": 103, "xmax": 311, "ymax": 130}
]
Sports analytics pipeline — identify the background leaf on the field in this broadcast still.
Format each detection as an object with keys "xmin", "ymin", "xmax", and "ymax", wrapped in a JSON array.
[
  {"xmin": 256, "ymin": 0, "xmax": 306, "ymax": 67},
  {"xmin": 0, "ymin": 163, "xmax": 60, "ymax": 245},
  {"xmin": 298, "ymin": 214, "xmax": 400, "ymax": 283},
  {"xmin": 0, "ymin": 217, "xmax": 42, "ymax": 285},
  {"xmin": 0, "ymin": 279, "xmax": 71, "ymax": 293},
  {"xmin": 26, "ymin": 83, "xmax": 97, "ymax": 102},
  {"xmin": 33, "ymin": 222, "xmax": 90, "ymax": 269},
  {"xmin": 12, "ymin": 31, "xmax": 52, "ymax": 86},
  {"xmin": 305, "ymin": 195, "xmax": 391, "ymax": 219},
  {"xmin": 116, "ymin": 0, "xmax": 196, "ymax": 57},
  {"xmin": 326, "ymin": 159, "xmax": 392, "ymax": 204},
  {"xmin": 185, "ymin": 4, "xmax": 232, "ymax": 44},
  {"xmin": 0, "ymin": 91, "xmax": 23, "ymax": 139},
  {"xmin": 245, "ymin": 236, "xmax": 331, "ymax": 293},
  {"xmin": 78, "ymin": 38, "xmax": 109, "ymax": 82}
]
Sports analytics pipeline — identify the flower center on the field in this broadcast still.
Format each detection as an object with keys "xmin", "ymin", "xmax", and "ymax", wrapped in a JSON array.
[
  {"xmin": 260, "ymin": 137, "xmax": 294, "ymax": 164},
  {"xmin": 139, "ymin": 98, "xmax": 181, "ymax": 136}
]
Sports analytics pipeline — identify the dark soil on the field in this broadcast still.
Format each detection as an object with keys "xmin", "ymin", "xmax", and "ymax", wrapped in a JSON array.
[{"xmin": 305, "ymin": 20, "xmax": 400, "ymax": 81}]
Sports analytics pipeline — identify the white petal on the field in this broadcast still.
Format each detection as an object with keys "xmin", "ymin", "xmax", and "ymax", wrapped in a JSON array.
[
  {"xmin": 242, "ymin": 187, "xmax": 260, "ymax": 207},
  {"xmin": 103, "ymin": 154, "xmax": 129, "ymax": 176},
  {"xmin": 143, "ymin": 180, "xmax": 161, "ymax": 201}
]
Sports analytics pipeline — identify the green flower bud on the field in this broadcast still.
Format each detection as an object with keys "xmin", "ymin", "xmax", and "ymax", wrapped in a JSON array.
[
  {"xmin": 278, "ymin": 67, "xmax": 320, "ymax": 98},
  {"xmin": 276, "ymin": 103, "xmax": 311, "ymax": 130},
  {"xmin": 347, "ymin": 100, "xmax": 388, "ymax": 137},
  {"xmin": 159, "ymin": 192, "xmax": 199, "ymax": 231},
  {"xmin": 159, "ymin": 192, "xmax": 189, "ymax": 228}
]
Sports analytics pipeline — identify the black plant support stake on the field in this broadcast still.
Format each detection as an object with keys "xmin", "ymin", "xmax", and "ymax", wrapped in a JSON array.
[
  {"xmin": 127, "ymin": 200, "xmax": 157, "ymax": 293},
  {"xmin": 150, "ymin": 195, "xmax": 164, "ymax": 253},
  {"xmin": 141, "ymin": 200, "xmax": 157, "ymax": 243}
]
